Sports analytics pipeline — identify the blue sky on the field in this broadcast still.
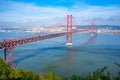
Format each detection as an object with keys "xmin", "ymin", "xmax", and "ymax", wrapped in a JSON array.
[
  {"xmin": 0, "ymin": 0, "xmax": 120, "ymax": 27},
  {"xmin": 9, "ymin": 0, "xmax": 120, "ymax": 6}
]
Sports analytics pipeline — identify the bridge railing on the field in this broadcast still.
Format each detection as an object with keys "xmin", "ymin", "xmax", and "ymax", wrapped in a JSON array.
[{"xmin": 0, "ymin": 32, "xmax": 68, "ymax": 50}]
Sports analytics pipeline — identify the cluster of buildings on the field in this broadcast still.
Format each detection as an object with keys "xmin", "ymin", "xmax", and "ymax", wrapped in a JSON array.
[
  {"xmin": 0, "ymin": 26, "xmax": 120, "ymax": 34},
  {"xmin": 97, "ymin": 27, "xmax": 120, "ymax": 34},
  {"xmin": 29, "ymin": 27, "xmax": 65, "ymax": 32},
  {"xmin": 29, "ymin": 27, "xmax": 77, "ymax": 32}
]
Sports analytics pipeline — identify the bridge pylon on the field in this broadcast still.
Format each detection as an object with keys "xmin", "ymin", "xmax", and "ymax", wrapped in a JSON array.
[
  {"xmin": 3, "ymin": 39, "xmax": 7, "ymax": 64},
  {"xmin": 90, "ymin": 22, "xmax": 96, "ymax": 36},
  {"xmin": 66, "ymin": 15, "xmax": 73, "ymax": 46},
  {"xmin": 3, "ymin": 39, "xmax": 14, "ymax": 69}
]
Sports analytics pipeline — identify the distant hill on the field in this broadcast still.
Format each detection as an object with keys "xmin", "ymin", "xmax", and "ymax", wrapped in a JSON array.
[{"xmin": 74, "ymin": 25, "xmax": 120, "ymax": 29}]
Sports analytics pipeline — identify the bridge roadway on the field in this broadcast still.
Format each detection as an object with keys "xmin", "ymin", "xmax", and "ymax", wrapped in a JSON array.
[{"xmin": 0, "ymin": 32, "xmax": 68, "ymax": 50}]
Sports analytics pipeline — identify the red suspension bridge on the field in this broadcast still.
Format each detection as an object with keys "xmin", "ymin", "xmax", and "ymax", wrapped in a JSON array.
[{"xmin": 0, "ymin": 15, "xmax": 96, "ymax": 69}]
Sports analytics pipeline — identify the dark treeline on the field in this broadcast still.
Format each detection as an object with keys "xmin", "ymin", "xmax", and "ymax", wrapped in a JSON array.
[{"xmin": 0, "ymin": 57, "xmax": 120, "ymax": 80}]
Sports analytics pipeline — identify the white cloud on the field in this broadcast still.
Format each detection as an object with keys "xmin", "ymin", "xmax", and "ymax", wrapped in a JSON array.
[
  {"xmin": 70, "ymin": 5, "xmax": 120, "ymax": 25},
  {"xmin": 0, "ymin": 1, "xmax": 120, "ymax": 27}
]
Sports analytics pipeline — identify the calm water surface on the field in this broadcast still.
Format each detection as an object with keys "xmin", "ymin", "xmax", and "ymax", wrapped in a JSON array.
[{"xmin": 0, "ymin": 32, "xmax": 120, "ymax": 77}]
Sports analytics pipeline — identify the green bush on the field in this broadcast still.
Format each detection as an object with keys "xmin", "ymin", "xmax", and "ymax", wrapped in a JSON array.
[
  {"xmin": 0, "ymin": 57, "xmax": 42, "ymax": 80},
  {"xmin": 44, "ymin": 72, "xmax": 61, "ymax": 80},
  {"xmin": 0, "ymin": 57, "xmax": 120, "ymax": 80},
  {"xmin": 8, "ymin": 69, "xmax": 24, "ymax": 79}
]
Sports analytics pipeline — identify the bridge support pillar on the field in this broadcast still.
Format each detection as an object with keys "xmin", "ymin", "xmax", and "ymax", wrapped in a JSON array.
[
  {"xmin": 3, "ymin": 39, "xmax": 7, "ymax": 64},
  {"xmin": 4, "ymin": 49, "xmax": 7, "ymax": 64},
  {"xmin": 66, "ymin": 15, "xmax": 73, "ymax": 46},
  {"xmin": 9, "ymin": 40, "xmax": 14, "ymax": 69},
  {"xmin": 3, "ymin": 39, "xmax": 14, "ymax": 69}
]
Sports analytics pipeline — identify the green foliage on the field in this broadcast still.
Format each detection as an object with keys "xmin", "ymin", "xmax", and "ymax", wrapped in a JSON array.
[
  {"xmin": 8, "ymin": 69, "xmax": 24, "ymax": 79},
  {"xmin": 0, "ymin": 57, "xmax": 42, "ymax": 80},
  {"xmin": 64, "ymin": 66, "xmax": 111, "ymax": 80},
  {"xmin": 0, "ymin": 57, "xmax": 120, "ymax": 80},
  {"xmin": 54, "ymin": 75, "xmax": 61, "ymax": 80},
  {"xmin": 71, "ymin": 75, "xmax": 81, "ymax": 80},
  {"xmin": 114, "ymin": 63, "xmax": 120, "ymax": 80},
  {"xmin": 91, "ymin": 66, "xmax": 109, "ymax": 80},
  {"xmin": 32, "ymin": 73, "xmax": 40, "ymax": 80},
  {"xmin": 0, "ymin": 58, "xmax": 11, "ymax": 79},
  {"xmin": 44, "ymin": 72, "xmax": 53, "ymax": 80},
  {"xmin": 0, "ymin": 58, "xmax": 4, "ymax": 64},
  {"xmin": 44, "ymin": 72, "xmax": 61, "ymax": 80},
  {"xmin": 23, "ymin": 71, "xmax": 34, "ymax": 80}
]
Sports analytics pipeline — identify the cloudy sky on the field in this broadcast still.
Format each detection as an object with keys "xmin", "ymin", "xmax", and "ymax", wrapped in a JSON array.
[{"xmin": 0, "ymin": 0, "xmax": 120, "ymax": 27}]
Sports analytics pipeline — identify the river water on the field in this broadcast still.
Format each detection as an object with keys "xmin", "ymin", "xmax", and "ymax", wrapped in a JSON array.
[{"xmin": 0, "ymin": 32, "xmax": 120, "ymax": 77}]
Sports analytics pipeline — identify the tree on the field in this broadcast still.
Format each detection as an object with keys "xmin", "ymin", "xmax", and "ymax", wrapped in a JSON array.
[
  {"xmin": 8, "ymin": 69, "xmax": 24, "ymax": 79},
  {"xmin": 0, "ymin": 58, "xmax": 11, "ymax": 79}
]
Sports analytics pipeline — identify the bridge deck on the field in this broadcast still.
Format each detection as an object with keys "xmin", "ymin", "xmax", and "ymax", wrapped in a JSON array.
[{"xmin": 0, "ymin": 32, "xmax": 67, "ymax": 50}]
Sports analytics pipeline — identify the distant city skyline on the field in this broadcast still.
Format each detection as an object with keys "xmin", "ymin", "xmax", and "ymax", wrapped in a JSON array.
[{"xmin": 0, "ymin": 0, "xmax": 120, "ymax": 27}]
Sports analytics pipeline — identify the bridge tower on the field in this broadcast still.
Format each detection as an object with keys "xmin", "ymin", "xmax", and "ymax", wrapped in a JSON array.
[
  {"xmin": 90, "ymin": 22, "xmax": 96, "ymax": 36},
  {"xmin": 3, "ymin": 39, "xmax": 14, "ymax": 69},
  {"xmin": 66, "ymin": 15, "xmax": 73, "ymax": 46}
]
